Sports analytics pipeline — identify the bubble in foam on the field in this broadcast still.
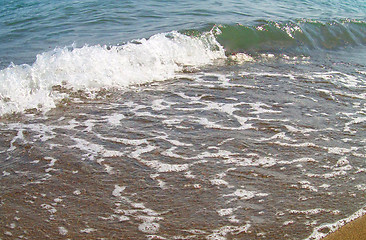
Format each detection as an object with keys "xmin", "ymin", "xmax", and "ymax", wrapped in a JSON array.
[
  {"xmin": 112, "ymin": 185, "xmax": 126, "ymax": 197},
  {"xmin": 138, "ymin": 222, "xmax": 160, "ymax": 234},
  {"xmin": 232, "ymin": 189, "xmax": 255, "ymax": 199},
  {"xmin": 58, "ymin": 226, "xmax": 68, "ymax": 236}
]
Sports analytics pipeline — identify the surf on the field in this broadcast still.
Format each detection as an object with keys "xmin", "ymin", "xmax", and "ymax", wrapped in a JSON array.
[
  {"xmin": 0, "ymin": 31, "xmax": 225, "ymax": 116},
  {"xmin": 1, "ymin": 19, "xmax": 366, "ymax": 116}
]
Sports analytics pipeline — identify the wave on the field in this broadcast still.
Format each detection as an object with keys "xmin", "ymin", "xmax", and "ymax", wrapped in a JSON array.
[
  {"xmin": 210, "ymin": 19, "xmax": 366, "ymax": 54},
  {"xmin": 0, "ymin": 31, "xmax": 224, "ymax": 116},
  {"xmin": 1, "ymin": 19, "xmax": 365, "ymax": 116}
]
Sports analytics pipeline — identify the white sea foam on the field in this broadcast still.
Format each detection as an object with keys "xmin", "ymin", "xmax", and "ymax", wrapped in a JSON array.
[
  {"xmin": 0, "ymin": 31, "xmax": 225, "ymax": 115},
  {"xmin": 138, "ymin": 221, "xmax": 160, "ymax": 234},
  {"xmin": 73, "ymin": 189, "xmax": 81, "ymax": 196},
  {"xmin": 80, "ymin": 228, "xmax": 97, "ymax": 234},
  {"xmin": 112, "ymin": 185, "xmax": 126, "ymax": 197},
  {"xmin": 104, "ymin": 113, "xmax": 125, "ymax": 126},
  {"xmin": 143, "ymin": 160, "xmax": 190, "ymax": 173},
  {"xmin": 210, "ymin": 179, "xmax": 230, "ymax": 186},
  {"xmin": 207, "ymin": 224, "xmax": 251, "ymax": 240},
  {"xmin": 289, "ymin": 208, "xmax": 340, "ymax": 216},
  {"xmin": 225, "ymin": 189, "xmax": 256, "ymax": 200},
  {"xmin": 41, "ymin": 204, "xmax": 57, "ymax": 214},
  {"xmin": 217, "ymin": 208, "xmax": 234, "ymax": 216},
  {"xmin": 305, "ymin": 206, "xmax": 366, "ymax": 240},
  {"xmin": 58, "ymin": 226, "xmax": 68, "ymax": 236}
]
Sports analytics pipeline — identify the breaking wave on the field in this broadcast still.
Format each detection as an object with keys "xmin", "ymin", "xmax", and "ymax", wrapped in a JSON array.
[
  {"xmin": 0, "ymin": 31, "xmax": 224, "ymax": 115},
  {"xmin": 1, "ymin": 19, "xmax": 365, "ymax": 116}
]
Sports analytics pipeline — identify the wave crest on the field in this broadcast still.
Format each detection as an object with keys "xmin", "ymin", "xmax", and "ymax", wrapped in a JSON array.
[{"xmin": 0, "ymin": 31, "xmax": 225, "ymax": 115}]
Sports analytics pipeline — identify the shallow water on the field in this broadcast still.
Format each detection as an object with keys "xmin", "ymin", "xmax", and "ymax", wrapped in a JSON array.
[
  {"xmin": 1, "ymin": 52, "xmax": 366, "ymax": 239},
  {"xmin": 1, "ymin": 0, "xmax": 366, "ymax": 239}
]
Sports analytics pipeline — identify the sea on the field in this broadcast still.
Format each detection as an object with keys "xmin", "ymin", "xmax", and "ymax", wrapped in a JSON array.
[{"xmin": 1, "ymin": 0, "xmax": 366, "ymax": 239}]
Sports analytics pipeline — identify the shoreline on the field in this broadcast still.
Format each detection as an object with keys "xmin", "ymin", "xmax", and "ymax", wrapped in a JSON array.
[
  {"xmin": 305, "ymin": 206, "xmax": 366, "ymax": 240},
  {"xmin": 322, "ymin": 213, "xmax": 366, "ymax": 240}
]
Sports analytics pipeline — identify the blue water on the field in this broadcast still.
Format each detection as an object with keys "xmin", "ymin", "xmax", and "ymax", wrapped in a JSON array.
[{"xmin": 1, "ymin": 0, "xmax": 365, "ymax": 68}]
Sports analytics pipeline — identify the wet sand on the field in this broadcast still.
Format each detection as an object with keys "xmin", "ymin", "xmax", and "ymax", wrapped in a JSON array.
[{"xmin": 323, "ymin": 214, "xmax": 366, "ymax": 240}]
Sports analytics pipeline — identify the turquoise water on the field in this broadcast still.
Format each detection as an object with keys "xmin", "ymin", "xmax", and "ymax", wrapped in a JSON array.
[
  {"xmin": 1, "ymin": 1, "xmax": 366, "ymax": 239},
  {"xmin": 1, "ymin": 0, "xmax": 365, "ymax": 67}
]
